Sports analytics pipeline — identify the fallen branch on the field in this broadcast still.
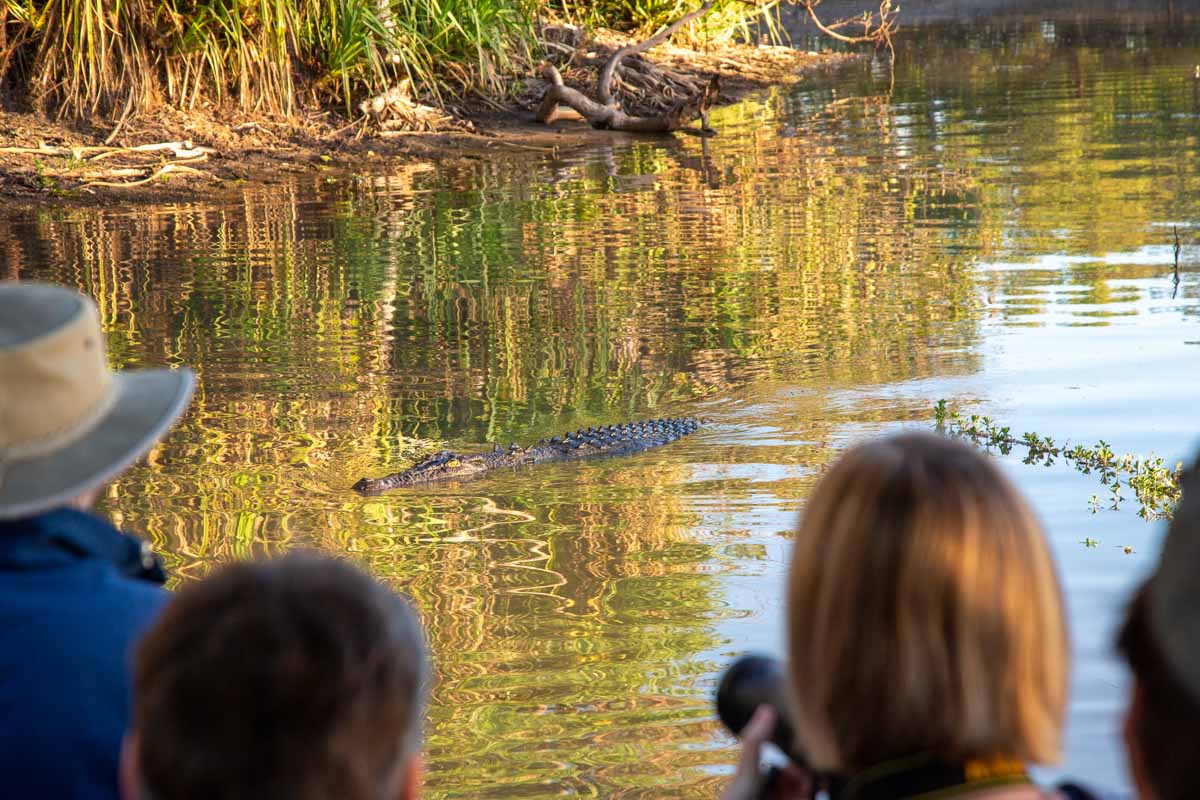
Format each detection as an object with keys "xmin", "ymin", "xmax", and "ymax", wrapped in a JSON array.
[
  {"xmin": 535, "ymin": 1, "xmax": 720, "ymax": 134},
  {"xmin": 798, "ymin": 0, "xmax": 898, "ymax": 82},
  {"xmin": 0, "ymin": 140, "xmax": 216, "ymax": 161},
  {"xmin": 798, "ymin": 0, "xmax": 898, "ymax": 46},
  {"xmin": 597, "ymin": 0, "xmax": 715, "ymax": 106},
  {"xmin": 0, "ymin": 143, "xmax": 83, "ymax": 157},
  {"xmin": 81, "ymin": 163, "xmax": 210, "ymax": 189},
  {"xmin": 88, "ymin": 142, "xmax": 215, "ymax": 162},
  {"xmin": 537, "ymin": 64, "xmax": 719, "ymax": 133}
]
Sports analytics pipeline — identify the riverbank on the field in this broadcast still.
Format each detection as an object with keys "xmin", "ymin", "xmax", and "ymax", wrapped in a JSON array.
[{"xmin": 0, "ymin": 31, "xmax": 855, "ymax": 207}]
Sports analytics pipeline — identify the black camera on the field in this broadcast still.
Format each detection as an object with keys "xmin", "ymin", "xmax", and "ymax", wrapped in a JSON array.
[{"xmin": 715, "ymin": 654, "xmax": 804, "ymax": 766}]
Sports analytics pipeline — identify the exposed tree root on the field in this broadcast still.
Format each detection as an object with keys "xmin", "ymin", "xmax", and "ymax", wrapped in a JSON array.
[
  {"xmin": 535, "ymin": 1, "xmax": 721, "ymax": 135},
  {"xmin": 537, "ymin": 64, "xmax": 719, "ymax": 135}
]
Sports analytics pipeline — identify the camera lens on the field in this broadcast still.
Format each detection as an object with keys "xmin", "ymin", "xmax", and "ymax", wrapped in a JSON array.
[{"xmin": 715, "ymin": 654, "xmax": 801, "ymax": 764}]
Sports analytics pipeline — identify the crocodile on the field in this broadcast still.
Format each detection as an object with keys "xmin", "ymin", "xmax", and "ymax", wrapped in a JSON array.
[{"xmin": 352, "ymin": 416, "xmax": 701, "ymax": 493}]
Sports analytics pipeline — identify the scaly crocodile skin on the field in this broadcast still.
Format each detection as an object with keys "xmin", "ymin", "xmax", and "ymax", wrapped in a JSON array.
[{"xmin": 352, "ymin": 416, "xmax": 701, "ymax": 493}]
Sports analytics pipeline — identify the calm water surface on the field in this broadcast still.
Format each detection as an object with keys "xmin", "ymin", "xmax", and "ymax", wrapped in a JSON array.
[{"xmin": 3, "ymin": 16, "xmax": 1199, "ymax": 798}]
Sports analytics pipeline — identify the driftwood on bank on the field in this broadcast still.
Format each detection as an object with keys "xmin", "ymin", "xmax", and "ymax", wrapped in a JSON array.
[
  {"xmin": 0, "ymin": 140, "xmax": 215, "ymax": 160},
  {"xmin": 535, "ymin": 1, "xmax": 720, "ymax": 135},
  {"xmin": 0, "ymin": 139, "xmax": 215, "ymax": 191}
]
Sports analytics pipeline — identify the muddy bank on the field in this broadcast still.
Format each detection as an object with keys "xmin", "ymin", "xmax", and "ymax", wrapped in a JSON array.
[{"xmin": 0, "ymin": 35, "xmax": 855, "ymax": 207}]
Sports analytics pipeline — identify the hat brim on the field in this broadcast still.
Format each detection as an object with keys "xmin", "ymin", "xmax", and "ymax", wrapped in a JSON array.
[{"xmin": 0, "ymin": 368, "xmax": 195, "ymax": 520}]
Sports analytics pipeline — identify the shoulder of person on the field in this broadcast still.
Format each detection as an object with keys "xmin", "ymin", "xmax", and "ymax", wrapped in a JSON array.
[
  {"xmin": 1053, "ymin": 783, "xmax": 1130, "ymax": 800},
  {"xmin": 959, "ymin": 783, "xmax": 1127, "ymax": 800}
]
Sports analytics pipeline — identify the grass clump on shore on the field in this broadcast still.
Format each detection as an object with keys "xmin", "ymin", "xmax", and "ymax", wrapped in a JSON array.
[
  {"xmin": 545, "ymin": 0, "xmax": 784, "ymax": 45},
  {"xmin": 0, "ymin": 0, "xmax": 790, "ymax": 124},
  {"xmin": 0, "ymin": 0, "xmax": 538, "ymax": 120},
  {"xmin": 934, "ymin": 400, "xmax": 1183, "ymax": 521}
]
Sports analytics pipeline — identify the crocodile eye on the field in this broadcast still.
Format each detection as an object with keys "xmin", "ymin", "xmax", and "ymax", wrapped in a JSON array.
[{"xmin": 446, "ymin": 459, "xmax": 460, "ymax": 468}]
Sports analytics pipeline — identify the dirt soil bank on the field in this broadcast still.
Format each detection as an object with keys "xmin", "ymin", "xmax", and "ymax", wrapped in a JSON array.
[{"xmin": 0, "ymin": 33, "xmax": 856, "ymax": 208}]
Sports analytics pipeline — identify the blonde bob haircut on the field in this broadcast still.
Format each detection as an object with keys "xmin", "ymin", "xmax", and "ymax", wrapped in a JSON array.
[{"xmin": 785, "ymin": 432, "xmax": 1067, "ymax": 773}]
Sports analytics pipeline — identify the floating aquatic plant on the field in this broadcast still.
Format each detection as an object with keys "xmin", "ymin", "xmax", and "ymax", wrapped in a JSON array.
[{"xmin": 934, "ymin": 400, "xmax": 1183, "ymax": 521}]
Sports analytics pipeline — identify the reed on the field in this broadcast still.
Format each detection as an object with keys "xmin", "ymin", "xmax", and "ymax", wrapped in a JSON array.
[
  {"xmin": 0, "ymin": 0, "xmax": 789, "ymax": 122},
  {"xmin": 547, "ymin": 0, "xmax": 784, "ymax": 45},
  {"xmin": 0, "ymin": 0, "xmax": 538, "ymax": 119}
]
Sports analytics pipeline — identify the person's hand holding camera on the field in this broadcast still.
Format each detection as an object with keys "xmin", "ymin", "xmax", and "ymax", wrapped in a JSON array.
[{"xmin": 721, "ymin": 706, "xmax": 812, "ymax": 800}]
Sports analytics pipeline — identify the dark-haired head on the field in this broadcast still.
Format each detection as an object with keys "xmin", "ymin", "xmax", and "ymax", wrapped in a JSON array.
[
  {"xmin": 1118, "ymin": 585, "xmax": 1200, "ymax": 800},
  {"xmin": 123, "ymin": 553, "xmax": 428, "ymax": 800},
  {"xmin": 1119, "ymin": 455, "xmax": 1200, "ymax": 800}
]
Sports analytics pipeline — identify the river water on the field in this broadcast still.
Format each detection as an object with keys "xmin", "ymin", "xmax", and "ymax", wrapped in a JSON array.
[{"xmin": 3, "ymin": 13, "xmax": 1199, "ymax": 798}]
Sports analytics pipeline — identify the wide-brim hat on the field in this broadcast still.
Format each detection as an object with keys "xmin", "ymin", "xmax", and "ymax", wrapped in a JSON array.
[{"xmin": 0, "ymin": 281, "xmax": 195, "ymax": 520}]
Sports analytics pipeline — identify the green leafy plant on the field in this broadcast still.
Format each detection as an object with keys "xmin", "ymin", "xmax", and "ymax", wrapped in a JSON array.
[
  {"xmin": 546, "ymin": 0, "xmax": 785, "ymax": 46},
  {"xmin": 934, "ymin": 400, "xmax": 1183, "ymax": 521},
  {"xmin": 30, "ymin": 155, "xmax": 56, "ymax": 189}
]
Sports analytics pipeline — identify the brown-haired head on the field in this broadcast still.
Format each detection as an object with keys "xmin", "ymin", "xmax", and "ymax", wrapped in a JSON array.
[
  {"xmin": 128, "ymin": 553, "xmax": 428, "ymax": 800},
  {"xmin": 786, "ymin": 432, "xmax": 1067, "ymax": 773}
]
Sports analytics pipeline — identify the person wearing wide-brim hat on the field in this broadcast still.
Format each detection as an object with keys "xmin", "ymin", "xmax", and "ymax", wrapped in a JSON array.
[{"xmin": 0, "ymin": 281, "xmax": 194, "ymax": 800}]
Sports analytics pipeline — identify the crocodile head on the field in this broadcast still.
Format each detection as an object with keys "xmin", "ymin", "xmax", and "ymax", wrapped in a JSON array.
[{"xmin": 352, "ymin": 449, "xmax": 491, "ymax": 493}]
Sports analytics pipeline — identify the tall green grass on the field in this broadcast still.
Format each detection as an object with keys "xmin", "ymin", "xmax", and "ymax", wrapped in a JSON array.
[
  {"xmin": 546, "ymin": 0, "xmax": 784, "ymax": 46},
  {"xmin": 0, "ymin": 0, "xmax": 778, "ymax": 123},
  {"xmin": 0, "ymin": 0, "xmax": 537, "ymax": 119}
]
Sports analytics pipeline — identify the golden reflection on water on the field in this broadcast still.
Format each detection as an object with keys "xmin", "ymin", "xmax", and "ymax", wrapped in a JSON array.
[{"xmin": 3, "ymin": 16, "xmax": 1200, "ymax": 797}]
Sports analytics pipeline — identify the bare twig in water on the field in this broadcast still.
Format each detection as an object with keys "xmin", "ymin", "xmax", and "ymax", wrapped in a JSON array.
[
  {"xmin": 798, "ymin": 1, "xmax": 898, "ymax": 50},
  {"xmin": 1175, "ymin": 225, "xmax": 1182, "ymax": 274},
  {"xmin": 797, "ymin": 0, "xmax": 898, "ymax": 90},
  {"xmin": 1173, "ymin": 226, "xmax": 1182, "ymax": 299}
]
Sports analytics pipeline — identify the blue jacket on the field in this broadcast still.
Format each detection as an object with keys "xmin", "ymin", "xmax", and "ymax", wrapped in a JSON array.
[{"xmin": 0, "ymin": 508, "xmax": 168, "ymax": 800}]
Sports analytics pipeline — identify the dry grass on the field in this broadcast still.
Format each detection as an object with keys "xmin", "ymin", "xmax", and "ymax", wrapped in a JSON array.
[{"xmin": 0, "ymin": 0, "xmax": 539, "ymax": 121}]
